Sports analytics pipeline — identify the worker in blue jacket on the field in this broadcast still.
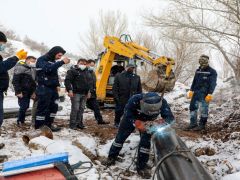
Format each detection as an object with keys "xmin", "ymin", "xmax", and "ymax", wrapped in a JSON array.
[
  {"xmin": 35, "ymin": 46, "xmax": 70, "ymax": 131},
  {"xmin": 103, "ymin": 92, "xmax": 175, "ymax": 178},
  {"xmin": 0, "ymin": 31, "xmax": 27, "ymax": 128},
  {"xmin": 186, "ymin": 55, "xmax": 217, "ymax": 131}
]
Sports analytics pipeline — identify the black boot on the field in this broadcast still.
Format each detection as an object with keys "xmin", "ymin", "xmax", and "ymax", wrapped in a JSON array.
[
  {"xmin": 102, "ymin": 157, "xmax": 117, "ymax": 166},
  {"xmin": 193, "ymin": 125, "xmax": 205, "ymax": 131},
  {"xmin": 185, "ymin": 124, "xmax": 198, "ymax": 131},
  {"xmin": 69, "ymin": 125, "xmax": 78, "ymax": 130},
  {"xmin": 98, "ymin": 120, "xmax": 110, "ymax": 125},
  {"xmin": 193, "ymin": 118, "xmax": 207, "ymax": 131},
  {"xmin": 137, "ymin": 168, "xmax": 152, "ymax": 179},
  {"xmin": 77, "ymin": 121, "xmax": 85, "ymax": 129},
  {"xmin": 49, "ymin": 124, "xmax": 61, "ymax": 132}
]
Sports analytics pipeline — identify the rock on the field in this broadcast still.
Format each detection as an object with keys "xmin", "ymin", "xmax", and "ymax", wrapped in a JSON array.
[
  {"xmin": 0, "ymin": 143, "xmax": 4, "ymax": 149},
  {"xmin": 207, "ymin": 166, "xmax": 216, "ymax": 174},
  {"xmin": 206, "ymin": 148, "xmax": 216, "ymax": 156},
  {"xmin": 195, "ymin": 148, "xmax": 206, "ymax": 157},
  {"xmin": 206, "ymin": 160, "xmax": 217, "ymax": 166},
  {"xmin": 216, "ymin": 107, "xmax": 223, "ymax": 111},
  {"xmin": 0, "ymin": 155, "xmax": 8, "ymax": 163},
  {"xmin": 195, "ymin": 147, "xmax": 216, "ymax": 157},
  {"xmin": 229, "ymin": 132, "xmax": 240, "ymax": 140}
]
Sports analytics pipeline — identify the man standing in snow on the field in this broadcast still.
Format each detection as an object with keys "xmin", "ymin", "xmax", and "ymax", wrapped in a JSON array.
[
  {"xmin": 186, "ymin": 55, "xmax": 217, "ymax": 131},
  {"xmin": 35, "ymin": 46, "xmax": 70, "ymax": 131},
  {"xmin": 86, "ymin": 59, "xmax": 109, "ymax": 125},
  {"xmin": 12, "ymin": 56, "xmax": 37, "ymax": 127},
  {"xmin": 103, "ymin": 92, "xmax": 175, "ymax": 179},
  {"xmin": 64, "ymin": 59, "xmax": 92, "ymax": 130},
  {"xmin": 0, "ymin": 31, "xmax": 28, "ymax": 128},
  {"xmin": 113, "ymin": 64, "xmax": 142, "ymax": 128}
]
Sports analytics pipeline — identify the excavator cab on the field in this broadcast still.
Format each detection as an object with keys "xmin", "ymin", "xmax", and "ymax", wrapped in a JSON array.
[{"xmin": 96, "ymin": 53, "xmax": 138, "ymax": 107}]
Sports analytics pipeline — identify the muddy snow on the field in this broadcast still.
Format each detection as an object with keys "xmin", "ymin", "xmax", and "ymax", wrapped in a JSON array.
[{"xmin": 1, "ymin": 80, "xmax": 240, "ymax": 180}]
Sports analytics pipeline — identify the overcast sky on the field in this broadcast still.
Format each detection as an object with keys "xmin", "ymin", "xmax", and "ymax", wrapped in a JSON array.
[{"xmin": 0, "ymin": 0, "xmax": 166, "ymax": 54}]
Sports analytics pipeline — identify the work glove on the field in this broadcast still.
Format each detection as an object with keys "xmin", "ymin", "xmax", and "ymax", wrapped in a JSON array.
[
  {"xmin": 16, "ymin": 49, "xmax": 28, "ymax": 60},
  {"xmin": 134, "ymin": 120, "xmax": 146, "ymax": 132},
  {"xmin": 187, "ymin": 91, "xmax": 194, "ymax": 99},
  {"xmin": 205, "ymin": 94, "xmax": 213, "ymax": 103}
]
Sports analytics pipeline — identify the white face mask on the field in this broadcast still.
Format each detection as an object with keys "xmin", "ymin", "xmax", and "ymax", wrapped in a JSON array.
[
  {"xmin": 29, "ymin": 62, "xmax": 36, "ymax": 68},
  {"xmin": 89, "ymin": 66, "xmax": 95, "ymax": 71},
  {"xmin": 78, "ymin": 64, "xmax": 86, "ymax": 70},
  {"xmin": 0, "ymin": 44, "xmax": 6, "ymax": 51}
]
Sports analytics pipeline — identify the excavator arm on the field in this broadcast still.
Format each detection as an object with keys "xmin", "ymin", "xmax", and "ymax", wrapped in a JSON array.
[{"xmin": 96, "ymin": 34, "xmax": 176, "ymax": 102}]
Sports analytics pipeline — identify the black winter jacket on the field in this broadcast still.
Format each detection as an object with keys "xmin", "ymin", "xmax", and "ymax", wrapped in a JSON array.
[
  {"xmin": 64, "ymin": 66, "xmax": 92, "ymax": 95},
  {"xmin": 88, "ymin": 70, "xmax": 97, "ymax": 98},
  {"xmin": 190, "ymin": 66, "xmax": 217, "ymax": 95},
  {"xmin": 0, "ymin": 55, "xmax": 19, "ymax": 92},
  {"xmin": 12, "ymin": 63, "xmax": 36, "ymax": 95},
  {"xmin": 113, "ymin": 71, "xmax": 142, "ymax": 105}
]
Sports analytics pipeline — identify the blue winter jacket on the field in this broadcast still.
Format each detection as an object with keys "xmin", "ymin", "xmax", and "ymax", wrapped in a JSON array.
[
  {"xmin": 36, "ymin": 47, "xmax": 65, "ymax": 88},
  {"xmin": 190, "ymin": 66, "xmax": 217, "ymax": 95},
  {"xmin": 124, "ymin": 94, "xmax": 175, "ymax": 124},
  {"xmin": 0, "ymin": 55, "xmax": 19, "ymax": 91}
]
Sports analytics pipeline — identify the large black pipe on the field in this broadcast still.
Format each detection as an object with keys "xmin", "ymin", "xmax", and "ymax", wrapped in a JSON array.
[{"xmin": 151, "ymin": 125, "xmax": 213, "ymax": 180}]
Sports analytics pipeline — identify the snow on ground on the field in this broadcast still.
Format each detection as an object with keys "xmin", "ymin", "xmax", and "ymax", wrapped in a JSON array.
[{"xmin": 1, "ymin": 78, "xmax": 240, "ymax": 179}]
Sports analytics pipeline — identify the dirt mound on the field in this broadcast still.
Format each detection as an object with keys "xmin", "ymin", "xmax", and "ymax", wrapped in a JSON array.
[{"xmin": 55, "ymin": 109, "xmax": 118, "ymax": 144}]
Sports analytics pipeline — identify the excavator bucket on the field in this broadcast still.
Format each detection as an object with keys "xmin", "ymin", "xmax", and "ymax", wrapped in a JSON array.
[{"xmin": 142, "ymin": 66, "xmax": 176, "ymax": 93}]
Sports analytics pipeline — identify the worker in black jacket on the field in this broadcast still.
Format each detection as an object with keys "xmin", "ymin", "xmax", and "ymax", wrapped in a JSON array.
[
  {"xmin": 12, "ymin": 56, "xmax": 37, "ymax": 126},
  {"xmin": 0, "ymin": 31, "xmax": 27, "ymax": 128},
  {"xmin": 113, "ymin": 63, "xmax": 142, "ymax": 127},
  {"xmin": 186, "ymin": 55, "xmax": 217, "ymax": 131},
  {"xmin": 65, "ymin": 59, "xmax": 92, "ymax": 130},
  {"xmin": 35, "ymin": 46, "xmax": 70, "ymax": 131},
  {"xmin": 86, "ymin": 59, "xmax": 109, "ymax": 125}
]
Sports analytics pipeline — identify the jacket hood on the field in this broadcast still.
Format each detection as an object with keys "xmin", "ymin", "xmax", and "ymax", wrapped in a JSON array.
[{"xmin": 47, "ymin": 46, "xmax": 66, "ymax": 60}]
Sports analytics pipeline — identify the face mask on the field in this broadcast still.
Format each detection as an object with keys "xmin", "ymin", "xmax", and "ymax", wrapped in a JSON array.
[
  {"xmin": 199, "ymin": 58, "xmax": 209, "ymax": 68},
  {"xmin": 89, "ymin": 66, "xmax": 95, "ymax": 71},
  {"xmin": 29, "ymin": 62, "xmax": 36, "ymax": 68},
  {"xmin": 0, "ymin": 44, "xmax": 6, "ymax": 51},
  {"xmin": 79, "ymin": 64, "xmax": 86, "ymax": 70}
]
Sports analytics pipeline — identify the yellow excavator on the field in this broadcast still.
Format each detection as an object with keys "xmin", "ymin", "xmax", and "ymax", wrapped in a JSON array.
[{"xmin": 95, "ymin": 34, "xmax": 176, "ymax": 105}]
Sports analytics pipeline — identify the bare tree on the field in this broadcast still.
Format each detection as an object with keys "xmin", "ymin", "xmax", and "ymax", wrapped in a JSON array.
[
  {"xmin": 161, "ymin": 30, "xmax": 205, "ymax": 84},
  {"xmin": 23, "ymin": 36, "xmax": 49, "ymax": 55},
  {"xmin": 144, "ymin": 0, "xmax": 240, "ymax": 81},
  {"xmin": 0, "ymin": 24, "xmax": 21, "ymax": 41},
  {"xmin": 79, "ymin": 10, "xmax": 128, "ymax": 59},
  {"xmin": 134, "ymin": 31, "xmax": 160, "ymax": 51}
]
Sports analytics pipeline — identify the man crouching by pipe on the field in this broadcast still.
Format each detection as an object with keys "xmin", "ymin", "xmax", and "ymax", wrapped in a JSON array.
[{"xmin": 103, "ymin": 92, "xmax": 175, "ymax": 179}]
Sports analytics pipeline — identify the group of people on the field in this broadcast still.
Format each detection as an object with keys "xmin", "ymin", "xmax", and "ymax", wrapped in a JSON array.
[{"xmin": 0, "ymin": 31, "xmax": 217, "ymax": 178}]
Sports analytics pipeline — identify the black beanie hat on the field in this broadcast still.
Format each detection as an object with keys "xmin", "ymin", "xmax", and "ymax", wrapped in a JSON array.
[
  {"xmin": 0, "ymin": 31, "xmax": 7, "ymax": 42},
  {"xmin": 47, "ymin": 46, "xmax": 66, "ymax": 60}
]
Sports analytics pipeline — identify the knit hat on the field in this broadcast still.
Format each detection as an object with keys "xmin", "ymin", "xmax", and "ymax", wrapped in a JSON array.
[{"xmin": 0, "ymin": 31, "xmax": 7, "ymax": 42}]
